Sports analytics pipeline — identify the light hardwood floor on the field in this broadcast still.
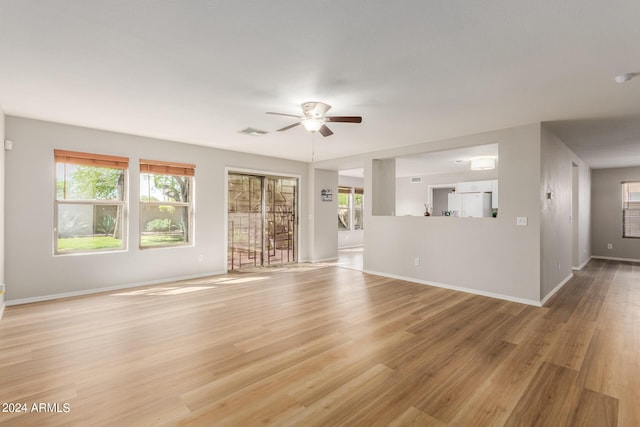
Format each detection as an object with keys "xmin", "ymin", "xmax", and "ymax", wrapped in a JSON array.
[{"xmin": 0, "ymin": 259, "xmax": 638, "ymax": 426}]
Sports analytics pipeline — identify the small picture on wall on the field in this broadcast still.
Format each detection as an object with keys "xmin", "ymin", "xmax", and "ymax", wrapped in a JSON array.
[{"xmin": 321, "ymin": 188, "xmax": 333, "ymax": 202}]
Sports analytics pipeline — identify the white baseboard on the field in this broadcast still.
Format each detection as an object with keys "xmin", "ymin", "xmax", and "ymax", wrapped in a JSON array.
[
  {"xmin": 5, "ymin": 270, "xmax": 226, "ymax": 306},
  {"xmin": 572, "ymin": 257, "xmax": 592, "ymax": 271},
  {"xmin": 338, "ymin": 244, "xmax": 364, "ymax": 250},
  {"xmin": 0, "ymin": 284, "xmax": 5, "ymax": 320},
  {"xmin": 592, "ymin": 255, "xmax": 640, "ymax": 263},
  {"xmin": 540, "ymin": 273, "xmax": 573, "ymax": 306},
  {"xmin": 363, "ymin": 270, "xmax": 543, "ymax": 307},
  {"xmin": 312, "ymin": 257, "xmax": 338, "ymax": 263}
]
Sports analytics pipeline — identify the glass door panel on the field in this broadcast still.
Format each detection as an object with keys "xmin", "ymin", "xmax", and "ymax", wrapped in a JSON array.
[
  {"xmin": 265, "ymin": 177, "xmax": 297, "ymax": 265},
  {"xmin": 228, "ymin": 174, "xmax": 263, "ymax": 270}
]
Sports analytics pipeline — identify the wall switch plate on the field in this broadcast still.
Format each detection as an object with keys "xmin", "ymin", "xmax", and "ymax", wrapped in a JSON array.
[
  {"xmin": 516, "ymin": 217, "xmax": 528, "ymax": 226},
  {"xmin": 607, "ymin": 244, "xmax": 613, "ymax": 249}
]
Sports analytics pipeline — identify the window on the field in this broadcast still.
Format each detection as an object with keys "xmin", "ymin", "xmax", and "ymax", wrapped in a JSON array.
[
  {"xmin": 54, "ymin": 150, "xmax": 128, "ymax": 254},
  {"xmin": 338, "ymin": 186, "xmax": 364, "ymax": 231},
  {"xmin": 623, "ymin": 182, "xmax": 640, "ymax": 238},
  {"xmin": 338, "ymin": 187, "xmax": 350, "ymax": 230},
  {"xmin": 353, "ymin": 188, "xmax": 364, "ymax": 230},
  {"xmin": 140, "ymin": 159, "xmax": 195, "ymax": 248}
]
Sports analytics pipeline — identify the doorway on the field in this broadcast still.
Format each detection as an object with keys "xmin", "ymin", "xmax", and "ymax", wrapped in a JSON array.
[{"xmin": 227, "ymin": 173, "xmax": 298, "ymax": 270}]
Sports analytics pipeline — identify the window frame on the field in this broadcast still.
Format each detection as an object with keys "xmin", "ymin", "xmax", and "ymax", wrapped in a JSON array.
[
  {"xmin": 139, "ymin": 159, "xmax": 195, "ymax": 249},
  {"xmin": 622, "ymin": 181, "xmax": 640, "ymax": 239},
  {"xmin": 54, "ymin": 149, "xmax": 129, "ymax": 255}
]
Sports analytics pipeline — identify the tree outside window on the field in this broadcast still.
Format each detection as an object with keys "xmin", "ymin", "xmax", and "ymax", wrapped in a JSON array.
[
  {"xmin": 140, "ymin": 160, "xmax": 195, "ymax": 248},
  {"xmin": 54, "ymin": 150, "xmax": 128, "ymax": 254},
  {"xmin": 338, "ymin": 186, "xmax": 364, "ymax": 231}
]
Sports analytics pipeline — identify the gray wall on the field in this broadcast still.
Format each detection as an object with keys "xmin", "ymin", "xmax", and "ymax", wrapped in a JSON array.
[
  {"xmin": 4, "ymin": 117, "xmax": 309, "ymax": 302},
  {"xmin": 310, "ymin": 168, "xmax": 338, "ymax": 261},
  {"xmin": 540, "ymin": 125, "xmax": 591, "ymax": 300},
  {"xmin": 372, "ymin": 159, "xmax": 395, "ymax": 216},
  {"xmin": 0, "ymin": 109, "xmax": 4, "ymax": 315},
  {"xmin": 361, "ymin": 124, "xmax": 543, "ymax": 304},
  {"xmin": 592, "ymin": 166, "xmax": 640, "ymax": 260}
]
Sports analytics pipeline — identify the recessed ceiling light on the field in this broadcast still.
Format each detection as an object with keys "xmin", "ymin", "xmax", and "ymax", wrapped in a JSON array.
[{"xmin": 615, "ymin": 73, "xmax": 634, "ymax": 83}]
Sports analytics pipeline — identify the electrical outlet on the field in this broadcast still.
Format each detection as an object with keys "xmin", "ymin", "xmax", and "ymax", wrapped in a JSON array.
[
  {"xmin": 607, "ymin": 244, "xmax": 613, "ymax": 250},
  {"xmin": 516, "ymin": 217, "xmax": 528, "ymax": 226},
  {"xmin": 414, "ymin": 258, "xmax": 420, "ymax": 266}
]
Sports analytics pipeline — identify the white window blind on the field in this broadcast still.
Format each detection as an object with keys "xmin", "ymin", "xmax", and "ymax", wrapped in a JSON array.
[{"xmin": 622, "ymin": 182, "xmax": 640, "ymax": 238}]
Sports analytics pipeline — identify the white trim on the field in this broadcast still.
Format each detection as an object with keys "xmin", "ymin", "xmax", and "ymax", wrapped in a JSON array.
[
  {"xmin": 312, "ymin": 257, "xmax": 338, "ymax": 263},
  {"xmin": 0, "ymin": 284, "xmax": 5, "ymax": 320},
  {"xmin": 592, "ymin": 255, "xmax": 640, "ymax": 263},
  {"xmin": 338, "ymin": 244, "xmax": 364, "ymax": 250},
  {"xmin": 540, "ymin": 273, "xmax": 574, "ymax": 306},
  {"xmin": 572, "ymin": 256, "xmax": 592, "ymax": 271},
  {"xmin": 363, "ymin": 269, "xmax": 543, "ymax": 307},
  {"xmin": 5, "ymin": 270, "xmax": 226, "ymax": 306}
]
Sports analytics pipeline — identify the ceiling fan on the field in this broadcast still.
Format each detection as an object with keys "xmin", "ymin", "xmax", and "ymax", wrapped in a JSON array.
[{"xmin": 266, "ymin": 102, "xmax": 362, "ymax": 137}]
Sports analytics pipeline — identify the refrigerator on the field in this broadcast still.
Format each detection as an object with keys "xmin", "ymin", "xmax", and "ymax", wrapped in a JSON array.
[{"xmin": 448, "ymin": 192, "xmax": 492, "ymax": 217}]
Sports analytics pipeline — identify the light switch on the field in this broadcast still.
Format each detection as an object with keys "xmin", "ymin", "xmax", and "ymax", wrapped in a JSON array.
[{"xmin": 516, "ymin": 217, "xmax": 528, "ymax": 226}]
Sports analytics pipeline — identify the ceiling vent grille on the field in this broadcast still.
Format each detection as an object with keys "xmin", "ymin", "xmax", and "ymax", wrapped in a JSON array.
[
  {"xmin": 410, "ymin": 177, "xmax": 422, "ymax": 184},
  {"xmin": 239, "ymin": 127, "xmax": 269, "ymax": 136}
]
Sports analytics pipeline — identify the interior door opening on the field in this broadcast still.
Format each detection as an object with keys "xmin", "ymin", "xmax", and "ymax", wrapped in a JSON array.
[{"xmin": 227, "ymin": 172, "xmax": 298, "ymax": 270}]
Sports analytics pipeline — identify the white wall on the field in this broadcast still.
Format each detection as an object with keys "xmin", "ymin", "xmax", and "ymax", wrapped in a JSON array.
[
  {"xmin": 0, "ymin": 108, "xmax": 5, "ymax": 317},
  {"xmin": 4, "ymin": 117, "xmax": 309, "ymax": 303},
  {"xmin": 338, "ymin": 175, "xmax": 364, "ymax": 248},
  {"xmin": 591, "ymin": 166, "xmax": 640, "ymax": 261},
  {"xmin": 361, "ymin": 124, "xmax": 543, "ymax": 304}
]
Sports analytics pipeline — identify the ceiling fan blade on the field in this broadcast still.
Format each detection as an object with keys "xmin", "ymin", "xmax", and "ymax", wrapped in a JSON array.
[
  {"xmin": 266, "ymin": 112, "xmax": 301, "ymax": 118},
  {"xmin": 276, "ymin": 122, "xmax": 301, "ymax": 132},
  {"xmin": 325, "ymin": 116, "xmax": 362, "ymax": 123},
  {"xmin": 312, "ymin": 102, "xmax": 332, "ymax": 117},
  {"xmin": 318, "ymin": 124, "xmax": 333, "ymax": 137}
]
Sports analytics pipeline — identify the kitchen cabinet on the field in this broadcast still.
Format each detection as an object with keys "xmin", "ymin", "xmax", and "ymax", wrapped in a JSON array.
[{"xmin": 456, "ymin": 180, "xmax": 493, "ymax": 193}]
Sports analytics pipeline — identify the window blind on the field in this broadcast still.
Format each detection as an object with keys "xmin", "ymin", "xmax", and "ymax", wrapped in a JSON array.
[
  {"xmin": 54, "ymin": 149, "xmax": 129, "ymax": 169},
  {"xmin": 623, "ymin": 182, "xmax": 640, "ymax": 238},
  {"xmin": 140, "ymin": 159, "xmax": 196, "ymax": 177}
]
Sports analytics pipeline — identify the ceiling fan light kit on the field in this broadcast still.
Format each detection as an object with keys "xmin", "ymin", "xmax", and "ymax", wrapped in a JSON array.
[
  {"xmin": 266, "ymin": 101, "xmax": 362, "ymax": 137},
  {"xmin": 301, "ymin": 118, "xmax": 323, "ymax": 132},
  {"xmin": 614, "ymin": 73, "xmax": 635, "ymax": 83}
]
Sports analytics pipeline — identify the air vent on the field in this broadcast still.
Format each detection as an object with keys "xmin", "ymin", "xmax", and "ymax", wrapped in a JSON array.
[
  {"xmin": 239, "ymin": 127, "xmax": 269, "ymax": 136},
  {"xmin": 410, "ymin": 177, "xmax": 422, "ymax": 184}
]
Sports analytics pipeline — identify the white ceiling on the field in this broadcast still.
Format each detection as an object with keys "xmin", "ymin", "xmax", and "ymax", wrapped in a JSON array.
[{"xmin": 1, "ymin": 1, "xmax": 639, "ymax": 166}]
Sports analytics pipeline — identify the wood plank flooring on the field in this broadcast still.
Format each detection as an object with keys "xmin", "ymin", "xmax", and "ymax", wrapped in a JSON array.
[{"xmin": 0, "ymin": 259, "xmax": 638, "ymax": 426}]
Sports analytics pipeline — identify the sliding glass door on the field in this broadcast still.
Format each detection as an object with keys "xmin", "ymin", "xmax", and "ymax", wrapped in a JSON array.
[{"xmin": 227, "ymin": 173, "xmax": 297, "ymax": 270}]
